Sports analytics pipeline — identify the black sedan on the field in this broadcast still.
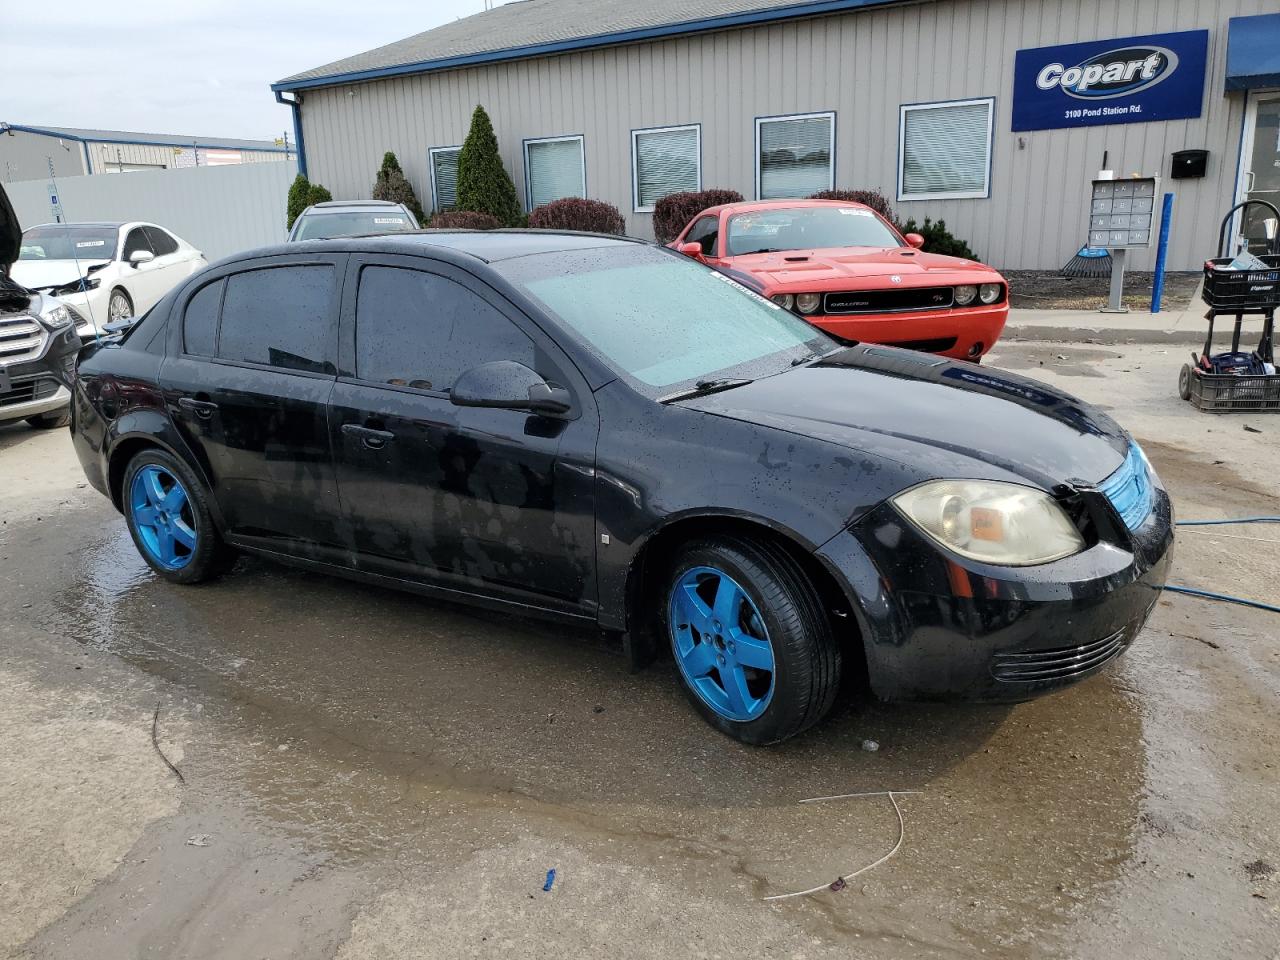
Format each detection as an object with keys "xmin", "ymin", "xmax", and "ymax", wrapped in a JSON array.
[{"xmin": 67, "ymin": 230, "xmax": 1173, "ymax": 745}]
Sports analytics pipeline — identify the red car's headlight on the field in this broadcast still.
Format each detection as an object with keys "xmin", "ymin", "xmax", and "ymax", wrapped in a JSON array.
[
  {"xmin": 979, "ymin": 283, "xmax": 1003, "ymax": 304},
  {"xmin": 954, "ymin": 285, "xmax": 978, "ymax": 305},
  {"xmin": 795, "ymin": 293, "xmax": 821, "ymax": 314}
]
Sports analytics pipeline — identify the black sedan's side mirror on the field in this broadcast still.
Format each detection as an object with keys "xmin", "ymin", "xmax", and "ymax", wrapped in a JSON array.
[{"xmin": 450, "ymin": 360, "xmax": 571, "ymax": 416}]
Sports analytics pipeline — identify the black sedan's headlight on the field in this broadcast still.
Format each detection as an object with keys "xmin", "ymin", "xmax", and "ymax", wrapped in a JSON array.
[{"xmin": 892, "ymin": 479, "xmax": 1085, "ymax": 566}]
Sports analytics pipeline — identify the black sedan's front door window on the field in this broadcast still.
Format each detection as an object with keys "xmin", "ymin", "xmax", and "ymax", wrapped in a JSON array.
[{"xmin": 330, "ymin": 260, "xmax": 598, "ymax": 613}]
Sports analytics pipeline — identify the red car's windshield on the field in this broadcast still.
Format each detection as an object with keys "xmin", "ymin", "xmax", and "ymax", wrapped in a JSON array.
[{"xmin": 726, "ymin": 207, "xmax": 901, "ymax": 256}]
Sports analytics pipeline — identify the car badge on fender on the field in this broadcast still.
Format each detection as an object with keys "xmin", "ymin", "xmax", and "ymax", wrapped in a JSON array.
[{"xmin": 890, "ymin": 275, "xmax": 902, "ymax": 284}]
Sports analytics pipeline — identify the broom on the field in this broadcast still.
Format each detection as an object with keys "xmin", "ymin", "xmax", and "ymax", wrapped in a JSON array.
[
  {"xmin": 1061, "ymin": 243, "xmax": 1112, "ymax": 278},
  {"xmin": 1062, "ymin": 149, "xmax": 1118, "ymax": 279}
]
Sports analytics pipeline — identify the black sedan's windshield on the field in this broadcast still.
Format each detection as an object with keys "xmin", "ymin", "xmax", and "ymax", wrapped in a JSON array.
[
  {"xmin": 20, "ymin": 225, "xmax": 118, "ymax": 260},
  {"xmin": 726, "ymin": 206, "xmax": 900, "ymax": 256},
  {"xmin": 496, "ymin": 246, "xmax": 836, "ymax": 395},
  {"xmin": 294, "ymin": 211, "xmax": 414, "ymax": 240}
]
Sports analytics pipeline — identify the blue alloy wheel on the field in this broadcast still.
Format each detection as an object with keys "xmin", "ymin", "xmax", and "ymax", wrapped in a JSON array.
[
  {"xmin": 129, "ymin": 464, "xmax": 197, "ymax": 570},
  {"xmin": 668, "ymin": 565, "xmax": 776, "ymax": 721}
]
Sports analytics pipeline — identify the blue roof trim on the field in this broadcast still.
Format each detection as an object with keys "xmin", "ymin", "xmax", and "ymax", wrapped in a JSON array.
[
  {"xmin": 3, "ymin": 124, "xmax": 290, "ymax": 154},
  {"xmin": 272, "ymin": 0, "xmax": 909, "ymax": 92},
  {"xmin": 1225, "ymin": 13, "xmax": 1280, "ymax": 91}
]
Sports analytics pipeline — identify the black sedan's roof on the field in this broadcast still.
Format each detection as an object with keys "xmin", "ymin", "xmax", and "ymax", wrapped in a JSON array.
[{"xmin": 283, "ymin": 229, "xmax": 648, "ymax": 264}]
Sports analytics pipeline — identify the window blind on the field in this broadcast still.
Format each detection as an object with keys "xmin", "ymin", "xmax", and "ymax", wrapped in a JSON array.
[
  {"xmin": 526, "ymin": 138, "xmax": 585, "ymax": 209},
  {"xmin": 634, "ymin": 127, "xmax": 699, "ymax": 209},
  {"xmin": 900, "ymin": 101, "xmax": 992, "ymax": 198},
  {"xmin": 758, "ymin": 115, "xmax": 833, "ymax": 200},
  {"xmin": 431, "ymin": 149, "xmax": 459, "ymax": 210}
]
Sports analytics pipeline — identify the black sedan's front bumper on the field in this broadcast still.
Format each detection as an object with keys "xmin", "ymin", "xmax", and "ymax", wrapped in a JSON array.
[{"xmin": 816, "ymin": 484, "xmax": 1174, "ymax": 702}]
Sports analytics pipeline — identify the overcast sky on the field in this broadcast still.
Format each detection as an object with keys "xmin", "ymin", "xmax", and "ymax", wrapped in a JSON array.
[{"xmin": 5, "ymin": 1, "xmax": 508, "ymax": 141}]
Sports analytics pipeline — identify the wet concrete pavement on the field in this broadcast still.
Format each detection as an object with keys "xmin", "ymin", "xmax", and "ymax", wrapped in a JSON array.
[{"xmin": 1, "ymin": 341, "xmax": 1278, "ymax": 958}]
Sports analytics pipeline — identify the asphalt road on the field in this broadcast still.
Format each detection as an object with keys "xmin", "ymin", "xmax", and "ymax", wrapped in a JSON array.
[{"xmin": 1, "ymin": 341, "xmax": 1277, "ymax": 959}]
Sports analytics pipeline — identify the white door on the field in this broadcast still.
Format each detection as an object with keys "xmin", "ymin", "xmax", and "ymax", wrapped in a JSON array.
[
  {"xmin": 1237, "ymin": 93, "xmax": 1280, "ymax": 255},
  {"xmin": 119, "ymin": 226, "xmax": 169, "ymax": 311},
  {"xmin": 141, "ymin": 226, "xmax": 193, "ymax": 295}
]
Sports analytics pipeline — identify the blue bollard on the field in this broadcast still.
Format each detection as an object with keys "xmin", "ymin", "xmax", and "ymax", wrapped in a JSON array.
[{"xmin": 1151, "ymin": 192, "xmax": 1175, "ymax": 314}]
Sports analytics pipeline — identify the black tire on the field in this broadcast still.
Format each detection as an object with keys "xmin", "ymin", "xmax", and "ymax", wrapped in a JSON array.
[
  {"xmin": 122, "ymin": 448, "xmax": 235, "ymax": 584},
  {"xmin": 661, "ymin": 536, "xmax": 842, "ymax": 745},
  {"xmin": 1178, "ymin": 363, "xmax": 1193, "ymax": 401},
  {"xmin": 108, "ymin": 288, "xmax": 133, "ymax": 326},
  {"xmin": 27, "ymin": 409, "xmax": 71, "ymax": 429}
]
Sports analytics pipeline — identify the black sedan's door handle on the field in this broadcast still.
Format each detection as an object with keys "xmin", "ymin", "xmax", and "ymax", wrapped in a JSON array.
[
  {"xmin": 342, "ymin": 422, "xmax": 396, "ymax": 449},
  {"xmin": 177, "ymin": 397, "xmax": 218, "ymax": 419}
]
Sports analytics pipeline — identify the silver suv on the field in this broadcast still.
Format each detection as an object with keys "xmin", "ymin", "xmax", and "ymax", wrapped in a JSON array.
[{"xmin": 1, "ymin": 185, "xmax": 81, "ymax": 429}]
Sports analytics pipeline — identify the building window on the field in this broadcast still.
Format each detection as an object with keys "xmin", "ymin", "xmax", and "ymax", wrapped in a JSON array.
[
  {"xmin": 429, "ymin": 146, "xmax": 461, "ymax": 211},
  {"xmin": 631, "ymin": 125, "xmax": 700, "ymax": 212},
  {"xmin": 755, "ymin": 112, "xmax": 834, "ymax": 200},
  {"xmin": 524, "ymin": 135, "xmax": 586, "ymax": 210},
  {"xmin": 898, "ymin": 98, "xmax": 994, "ymax": 201}
]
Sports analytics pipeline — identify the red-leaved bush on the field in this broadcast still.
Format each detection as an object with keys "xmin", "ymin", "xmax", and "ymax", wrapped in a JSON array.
[
  {"xmin": 427, "ymin": 210, "xmax": 501, "ymax": 229},
  {"xmin": 527, "ymin": 198, "xmax": 626, "ymax": 235},
  {"xmin": 652, "ymin": 189, "xmax": 744, "ymax": 244},
  {"xmin": 808, "ymin": 189, "xmax": 898, "ymax": 228}
]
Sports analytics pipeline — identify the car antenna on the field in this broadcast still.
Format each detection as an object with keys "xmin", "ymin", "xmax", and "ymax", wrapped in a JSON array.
[{"xmin": 45, "ymin": 158, "xmax": 103, "ymax": 344}]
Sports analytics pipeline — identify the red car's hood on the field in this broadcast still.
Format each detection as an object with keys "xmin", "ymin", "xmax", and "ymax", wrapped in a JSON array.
[{"xmin": 725, "ymin": 246, "xmax": 1001, "ymax": 289}]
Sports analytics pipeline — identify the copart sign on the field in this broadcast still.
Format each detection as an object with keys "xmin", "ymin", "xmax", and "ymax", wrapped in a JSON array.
[{"xmin": 1012, "ymin": 30, "xmax": 1208, "ymax": 131}]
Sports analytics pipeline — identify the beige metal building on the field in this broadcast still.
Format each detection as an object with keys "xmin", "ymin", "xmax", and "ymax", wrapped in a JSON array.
[
  {"xmin": 0, "ymin": 124, "xmax": 291, "ymax": 183},
  {"xmin": 274, "ymin": 0, "xmax": 1280, "ymax": 270}
]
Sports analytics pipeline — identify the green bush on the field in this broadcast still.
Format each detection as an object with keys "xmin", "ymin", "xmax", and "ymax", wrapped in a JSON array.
[
  {"xmin": 286, "ymin": 174, "xmax": 311, "ymax": 229},
  {"xmin": 899, "ymin": 217, "xmax": 979, "ymax": 261},
  {"xmin": 456, "ymin": 105, "xmax": 522, "ymax": 226},
  {"xmin": 808, "ymin": 189, "xmax": 897, "ymax": 228},
  {"xmin": 372, "ymin": 151, "xmax": 425, "ymax": 224},
  {"xmin": 307, "ymin": 182, "xmax": 333, "ymax": 206}
]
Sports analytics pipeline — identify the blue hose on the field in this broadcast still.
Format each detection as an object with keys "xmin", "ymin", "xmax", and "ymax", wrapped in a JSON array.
[
  {"xmin": 1161, "ymin": 584, "xmax": 1280, "ymax": 615},
  {"xmin": 1165, "ymin": 516, "xmax": 1280, "ymax": 614},
  {"xmin": 1176, "ymin": 517, "xmax": 1280, "ymax": 527}
]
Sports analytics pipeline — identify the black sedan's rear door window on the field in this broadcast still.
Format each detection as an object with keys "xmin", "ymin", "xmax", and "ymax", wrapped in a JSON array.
[{"xmin": 218, "ymin": 265, "xmax": 336, "ymax": 374}]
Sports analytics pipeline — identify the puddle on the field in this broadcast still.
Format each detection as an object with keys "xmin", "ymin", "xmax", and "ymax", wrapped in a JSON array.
[{"xmin": 28, "ymin": 508, "xmax": 1153, "ymax": 951}]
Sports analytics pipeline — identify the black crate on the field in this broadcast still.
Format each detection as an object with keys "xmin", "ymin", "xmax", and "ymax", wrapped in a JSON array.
[
  {"xmin": 1201, "ymin": 255, "xmax": 1280, "ymax": 311},
  {"xmin": 1189, "ymin": 369, "xmax": 1280, "ymax": 412}
]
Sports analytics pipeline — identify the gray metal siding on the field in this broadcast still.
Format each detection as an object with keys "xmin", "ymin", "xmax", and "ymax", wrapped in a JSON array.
[
  {"xmin": 1, "ymin": 130, "xmax": 89, "ymax": 183},
  {"xmin": 85, "ymin": 141, "xmax": 289, "ymax": 173},
  {"xmin": 297, "ymin": 0, "xmax": 1273, "ymax": 270}
]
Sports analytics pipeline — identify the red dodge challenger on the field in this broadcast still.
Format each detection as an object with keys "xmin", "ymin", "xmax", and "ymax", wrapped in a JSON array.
[{"xmin": 670, "ymin": 199, "xmax": 1008, "ymax": 361}]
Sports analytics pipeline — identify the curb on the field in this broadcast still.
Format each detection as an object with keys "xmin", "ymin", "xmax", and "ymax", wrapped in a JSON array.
[{"xmin": 1003, "ymin": 323, "xmax": 1205, "ymax": 346}]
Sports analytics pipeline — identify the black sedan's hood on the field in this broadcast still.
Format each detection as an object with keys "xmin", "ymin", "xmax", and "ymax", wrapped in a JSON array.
[{"xmin": 683, "ymin": 345, "xmax": 1129, "ymax": 489}]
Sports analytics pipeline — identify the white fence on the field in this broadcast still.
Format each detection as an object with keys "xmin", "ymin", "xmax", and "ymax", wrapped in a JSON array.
[{"xmin": 6, "ymin": 161, "xmax": 297, "ymax": 263}]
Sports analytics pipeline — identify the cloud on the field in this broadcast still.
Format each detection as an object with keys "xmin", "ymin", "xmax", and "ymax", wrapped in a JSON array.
[{"xmin": 4, "ymin": 1, "xmax": 503, "ymax": 139}]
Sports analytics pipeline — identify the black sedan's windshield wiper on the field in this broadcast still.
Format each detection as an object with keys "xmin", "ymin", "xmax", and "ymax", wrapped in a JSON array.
[
  {"xmin": 658, "ymin": 378, "xmax": 754, "ymax": 404},
  {"xmin": 790, "ymin": 346, "xmax": 846, "ymax": 366}
]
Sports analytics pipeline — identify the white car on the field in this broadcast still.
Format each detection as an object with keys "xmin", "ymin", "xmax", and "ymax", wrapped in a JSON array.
[{"xmin": 12, "ymin": 221, "xmax": 207, "ymax": 337}]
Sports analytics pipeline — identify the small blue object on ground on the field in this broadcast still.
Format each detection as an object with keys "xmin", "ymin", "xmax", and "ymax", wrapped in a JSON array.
[{"xmin": 543, "ymin": 869, "xmax": 556, "ymax": 892}]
